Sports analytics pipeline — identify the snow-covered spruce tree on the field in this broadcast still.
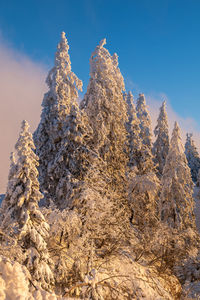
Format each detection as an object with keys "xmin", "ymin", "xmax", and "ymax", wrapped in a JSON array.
[
  {"xmin": 47, "ymin": 102, "xmax": 94, "ymax": 209},
  {"xmin": 136, "ymin": 93, "xmax": 153, "ymax": 149},
  {"xmin": 1, "ymin": 120, "xmax": 54, "ymax": 291},
  {"xmin": 34, "ymin": 32, "xmax": 83, "ymax": 203},
  {"xmin": 80, "ymin": 39, "xmax": 128, "ymax": 196},
  {"xmin": 128, "ymin": 94, "xmax": 159, "ymax": 232},
  {"xmin": 185, "ymin": 133, "xmax": 200, "ymax": 182},
  {"xmin": 153, "ymin": 100, "xmax": 169, "ymax": 177},
  {"xmin": 160, "ymin": 122, "xmax": 196, "ymax": 230},
  {"xmin": 125, "ymin": 91, "xmax": 142, "ymax": 169}
]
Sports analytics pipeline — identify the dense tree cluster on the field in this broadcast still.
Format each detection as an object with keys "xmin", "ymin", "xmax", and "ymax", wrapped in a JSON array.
[{"xmin": 0, "ymin": 32, "xmax": 200, "ymax": 299}]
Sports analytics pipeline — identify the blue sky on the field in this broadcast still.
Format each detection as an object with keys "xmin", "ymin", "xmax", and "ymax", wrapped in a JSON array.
[{"xmin": 0, "ymin": 0, "xmax": 200, "ymax": 126}]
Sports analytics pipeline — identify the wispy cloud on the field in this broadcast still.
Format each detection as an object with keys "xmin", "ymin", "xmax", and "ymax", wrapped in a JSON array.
[{"xmin": 0, "ymin": 38, "xmax": 47, "ymax": 193}]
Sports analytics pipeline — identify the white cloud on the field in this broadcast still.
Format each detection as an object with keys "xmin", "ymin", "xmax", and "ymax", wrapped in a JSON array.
[{"xmin": 0, "ymin": 40, "xmax": 47, "ymax": 193}]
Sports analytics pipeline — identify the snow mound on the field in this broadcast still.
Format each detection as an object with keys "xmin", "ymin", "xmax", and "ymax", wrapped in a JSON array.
[{"xmin": 0, "ymin": 256, "xmax": 60, "ymax": 300}]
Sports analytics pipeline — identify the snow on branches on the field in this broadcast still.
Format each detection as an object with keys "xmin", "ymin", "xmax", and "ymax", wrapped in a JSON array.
[{"xmin": 1, "ymin": 120, "xmax": 54, "ymax": 290}]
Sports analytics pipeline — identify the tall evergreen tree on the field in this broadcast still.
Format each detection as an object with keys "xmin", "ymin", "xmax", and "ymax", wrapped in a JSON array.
[
  {"xmin": 128, "ymin": 94, "xmax": 159, "ymax": 232},
  {"xmin": 125, "ymin": 91, "xmax": 142, "ymax": 169},
  {"xmin": 160, "ymin": 122, "xmax": 196, "ymax": 230},
  {"xmin": 185, "ymin": 133, "xmax": 200, "ymax": 182},
  {"xmin": 80, "ymin": 39, "xmax": 128, "ymax": 199},
  {"xmin": 1, "ymin": 120, "xmax": 54, "ymax": 290},
  {"xmin": 153, "ymin": 101, "xmax": 169, "ymax": 177},
  {"xmin": 48, "ymin": 104, "xmax": 94, "ymax": 209},
  {"xmin": 34, "ymin": 32, "xmax": 83, "ymax": 201},
  {"xmin": 133, "ymin": 93, "xmax": 155, "ymax": 174},
  {"xmin": 136, "ymin": 93, "xmax": 152, "ymax": 149}
]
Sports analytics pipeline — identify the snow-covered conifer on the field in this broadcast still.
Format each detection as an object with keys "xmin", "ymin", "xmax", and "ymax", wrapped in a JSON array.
[
  {"xmin": 125, "ymin": 91, "xmax": 142, "ymax": 169},
  {"xmin": 81, "ymin": 39, "xmax": 128, "ymax": 197},
  {"xmin": 48, "ymin": 104, "xmax": 94, "ymax": 209},
  {"xmin": 136, "ymin": 93, "xmax": 153, "ymax": 149},
  {"xmin": 153, "ymin": 101, "xmax": 169, "ymax": 176},
  {"xmin": 34, "ymin": 32, "xmax": 83, "ymax": 201},
  {"xmin": 1, "ymin": 120, "xmax": 54, "ymax": 290},
  {"xmin": 128, "ymin": 94, "xmax": 159, "ymax": 231},
  {"xmin": 185, "ymin": 133, "xmax": 200, "ymax": 182},
  {"xmin": 160, "ymin": 122, "xmax": 196, "ymax": 230}
]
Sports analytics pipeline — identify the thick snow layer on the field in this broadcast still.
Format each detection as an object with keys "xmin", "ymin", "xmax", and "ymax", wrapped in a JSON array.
[
  {"xmin": 0, "ymin": 253, "xmax": 181, "ymax": 299},
  {"xmin": 0, "ymin": 256, "xmax": 59, "ymax": 300}
]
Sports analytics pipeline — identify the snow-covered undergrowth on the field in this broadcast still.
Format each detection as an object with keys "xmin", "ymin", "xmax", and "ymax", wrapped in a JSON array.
[
  {"xmin": 0, "ymin": 256, "xmax": 59, "ymax": 300},
  {"xmin": 0, "ymin": 254, "xmax": 181, "ymax": 300}
]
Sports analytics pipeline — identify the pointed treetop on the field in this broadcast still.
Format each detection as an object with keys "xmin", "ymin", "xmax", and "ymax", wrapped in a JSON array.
[
  {"xmin": 171, "ymin": 121, "xmax": 184, "ymax": 154},
  {"xmin": 137, "ymin": 93, "xmax": 147, "ymax": 109},
  {"xmin": 125, "ymin": 91, "xmax": 135, "ymax": 109},
  {"xmin": 57, "ymin": 31, "xmax": 69, "ymax": 52},
  {"xmin": 99, "ymin": 38, "xmax": 106, "ymax": 47},
  {"xmin": 21, "ymin": 119, "xmax": 29, "ymax": 132},
  {"xmin": 126, "ymin": 91, "xmax": 135, "ymax": 111},
  {"xmin": 136, "ymin": 93, "xmax": 153, "ymax": 149},
  {"xmin": 160, "ymin": 100, "xmax": 167, "ymax": 114},
  {"xmin": 125, "ymin": 91, "xmax": 134, "ymax": 107},
  {"xmin": 45, "ymin": 31, "xmax": 82, "ymax": 97},
  {"xmin": 90, "ymin": 38, "xmax": 124, "ymax": 90},
  {"xmin": 174, "ymin": 121, "xmax": 179, "ymax": 132},
  {"xmin": 126, "ymin": 91, "xmax": 135, "ymax": 116},
  {"xmin": 61, "ymin": 31, "xmax": 66, "ymax": 40},
  {"xmin": 154, "ymin": 100, "xmax": 169, "ymax": 135},
  {"xmin": 125, "ymin": 91, "xmax": 142, "ymax": 169},
  {"xmin": 153, "ymin": 100, "xmax": 169, "ymax": 176},
  {"xmin": 55, "ymin": 31, "xmax": 70, "ymax": 68},
  {"xmin": 15, "ymin": 120, "xmax": 36, "ymax": 156}
]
